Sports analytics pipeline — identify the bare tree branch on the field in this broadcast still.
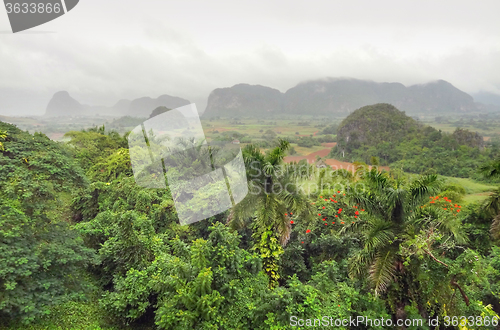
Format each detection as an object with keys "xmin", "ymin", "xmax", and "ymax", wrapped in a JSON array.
[{"xmin": 422, "ymin": 248, "xmax": 449, "ymax": 268}]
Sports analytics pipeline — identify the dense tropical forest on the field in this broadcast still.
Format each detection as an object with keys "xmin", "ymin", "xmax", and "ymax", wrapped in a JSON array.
[{"xmin": 1, "ymin": 103, "xmax": 500, "ymax": 329}]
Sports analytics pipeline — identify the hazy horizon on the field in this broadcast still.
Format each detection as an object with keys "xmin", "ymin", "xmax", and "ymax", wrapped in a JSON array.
[{"xmin": 1, "ymin": 0, "xmax": 500, "ymax": 116}]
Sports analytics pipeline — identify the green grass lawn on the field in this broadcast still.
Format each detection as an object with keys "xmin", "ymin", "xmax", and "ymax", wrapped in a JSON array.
[
  {"xmin": 440, "ymin": 176, "xmax": 497, "ymax": 194},
  {"xmin": 439, "ymin": 175, "xmax": 497, "ymax": 205},
  {"xmin": 462, "ymin": 192, "xmax": 493, "ymax": 205},
  {"xmin": 290, "ymin": 144, "xmax": 329, "ymax": 156}
]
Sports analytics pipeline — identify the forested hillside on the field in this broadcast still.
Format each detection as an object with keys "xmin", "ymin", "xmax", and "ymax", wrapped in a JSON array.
[
  {"xmin": 334, "ymin": 103, "xmax": 499, "ymax": 178},
  {"xmin": 1, "ymin": 119, "xmax": 500, "ymax": 329}
]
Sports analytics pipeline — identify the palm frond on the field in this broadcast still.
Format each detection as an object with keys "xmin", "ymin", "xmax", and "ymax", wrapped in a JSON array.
[
  {"xmin": 347, "ymin": 188, "xmax": 373, "ymax": 209},
  {"xmin": 265, "ymin": 139, "xmax": 290, "ymax": 166},
  {"xmin": 369, "ymin": 250, "xmax": 397, "ymax": 296},
  {"xmin": 434, "ymin": 215, "xmax": 468, "ymax": 245},
  {"xmin": 263, "ymin": 161, "xmax": 276, "ymax": 176},
  {"xmin": 363, "ymin": 218, "xmax": 395, "ymax": 251},
  {"xmin": 408, "ymin": 174, "xmax": 441, "ymax": 206},
  {"xmin": 349, "ymin": 249, "xmax": 375, "ymax": 278},
  {"xmin": 242, "ymin": 144, "xmax": 265, "ymax": 166},
  {"xmin": 230, "ymin": 182, "xmax": 263, "ymax": 222},
  {"xmin": 365, "ymin": 169, "xmax": 389, "ymax": 191},
  {"xmin": 384, "ymin": 186, "xmax": 406, "ymax": 208},
  {"xmin": 279, "ymin": 187, "xmax": 314, "ymax": 222}
]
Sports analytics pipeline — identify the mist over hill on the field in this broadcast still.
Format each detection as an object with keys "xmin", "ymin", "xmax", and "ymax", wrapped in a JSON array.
[
  {"xmin": 203, "ymin": 78, "xmax": 499, "ymax": 117},
  {"xmin": 45, "ymin": 91, "xmax": 85, "ymax": 117},
  {"xmin": 472, "ymin": 91, "xmax": 500, "ymax": 107},
  {"xmin": 44, "ymin": 92, "xmax": 191, "ymax": 118},
  {"xmin": 204, "ymin": 84, "xmax": 284, "ymax": 117},
  {"xmin": 0, "ymin": 88, "xmax": 51, "ymax": 116}
]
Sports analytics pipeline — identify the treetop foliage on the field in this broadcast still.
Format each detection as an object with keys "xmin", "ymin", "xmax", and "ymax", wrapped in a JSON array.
[{"xmin": 2, "ymin": 119, "xmax": 500, "ymax": 329}]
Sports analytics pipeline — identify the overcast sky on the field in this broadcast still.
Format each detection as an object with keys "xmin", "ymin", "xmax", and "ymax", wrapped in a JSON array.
[{"xmin": 1, "ymin": 0, "xmax": 500, "ymax": 115}]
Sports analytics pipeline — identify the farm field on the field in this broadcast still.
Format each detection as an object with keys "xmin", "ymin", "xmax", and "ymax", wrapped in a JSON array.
[
  {"xmin": 423, "ymin": 113, "xmax": 500, "ymax": 143},
  {"xmin": 201, "ymin": 117, "xmax": 336, "ymax": 139},
  {"xmin": 3, "ymin": 114, "xmax": 498, "ymax": 207}
]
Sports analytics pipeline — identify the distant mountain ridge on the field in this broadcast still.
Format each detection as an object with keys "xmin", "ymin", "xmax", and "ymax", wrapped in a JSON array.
[
  {"xmin": 44, "ymin": 92, "xmax": 191, "ymax": 118},
  {"xmin": 203, "ymin": 78, "xmax": 500, "ymax": 117},
  {"xmin": 14, "ymin": 78, "xmax": 500, "ymax": 118}
]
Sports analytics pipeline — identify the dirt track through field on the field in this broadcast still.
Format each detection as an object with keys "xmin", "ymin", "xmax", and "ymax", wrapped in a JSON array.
[
  {"xmin": 284, "ymin": 144, "xmax": 335, "ymax": 163},
  {"xmin": 284, "ymin": 144, "xmax": 390, "ymax": 172}
]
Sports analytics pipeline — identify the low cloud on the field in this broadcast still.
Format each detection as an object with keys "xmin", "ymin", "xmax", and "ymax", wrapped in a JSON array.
[{"xmin": 0, "ymin": 0, "xmax": 499, "ymax": 116}]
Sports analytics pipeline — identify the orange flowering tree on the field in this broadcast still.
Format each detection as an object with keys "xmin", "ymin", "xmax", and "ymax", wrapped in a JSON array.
[{"xmin": 295, "ymin": 190, "xmax": 367, "ymax": 242}]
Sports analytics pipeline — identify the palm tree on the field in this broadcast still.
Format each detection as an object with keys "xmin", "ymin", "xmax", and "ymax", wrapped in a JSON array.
[
  {"xmin": 230, "ymin": 139, "xmax": 313, "ymax": 288},
  {"xmin": 480, "ymin": 158, "xmax": 500, "ymax": 240},
  {"xmin": 346, "ymin": 169, "xmax": 467, "ymax": 320}
]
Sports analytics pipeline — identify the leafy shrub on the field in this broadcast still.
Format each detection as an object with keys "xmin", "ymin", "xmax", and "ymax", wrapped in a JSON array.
[{"xmin": 0, "ymin": 122, "xmax": 96, "ymax": 325}]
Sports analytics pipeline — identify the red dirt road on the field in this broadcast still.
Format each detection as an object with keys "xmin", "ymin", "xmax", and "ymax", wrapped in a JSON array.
[
  {"xmin": 284, "ymin": 146, "xmax": 390, "ymax": 172},
  {"xmin": 284, "ymin": 146, "xmax": 334, "ymax": 164}
]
